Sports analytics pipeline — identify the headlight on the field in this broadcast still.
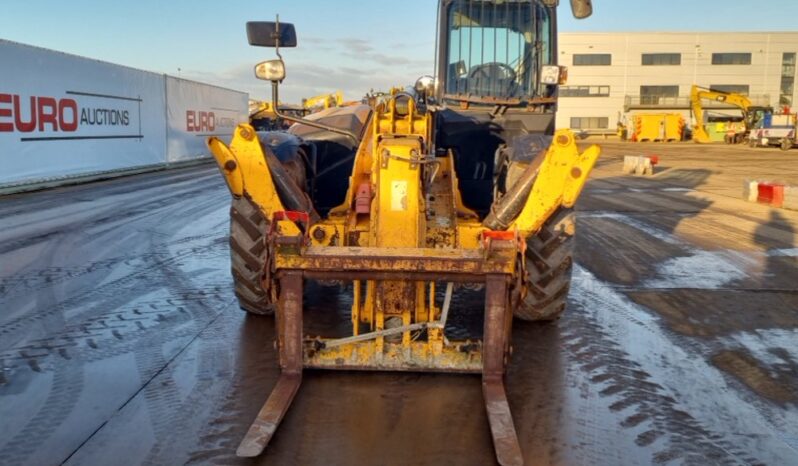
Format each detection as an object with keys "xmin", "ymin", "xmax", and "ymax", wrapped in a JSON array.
[{"xmin": 255, "ymin": 59, "xmax": 286, "ymax": 82}]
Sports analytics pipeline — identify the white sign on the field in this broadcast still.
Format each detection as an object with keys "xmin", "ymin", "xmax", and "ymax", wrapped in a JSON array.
[
  {"xmin": 166, "ymin": 76, "xmax": 247, "ymax": 163},
  {"xmin": 0, "ymin": 40, "xmax": 166, "ymax": 185},
  {"xmin": 0, "ymin": 40, "xmax": 249, "ymax": 187}
]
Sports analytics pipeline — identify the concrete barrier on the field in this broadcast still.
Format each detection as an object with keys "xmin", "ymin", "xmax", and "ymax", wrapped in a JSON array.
[
  {"xmin": 743, "ymin": 179, "xmax": 759, "ymax": 202},
  {"xmin": 743, "ymin": 179, "xmax": 798, "ymax": 211},
  {"xmin": 785, "ymin": 185, "xmax": 798, "ymax": 211},
  {"xmin": 757, "ymin": 183, "xmax": 785, "ymax": 207},
  {"xmin": 622, "ymin": 155, "xmax": 656, "ymax": 175}
]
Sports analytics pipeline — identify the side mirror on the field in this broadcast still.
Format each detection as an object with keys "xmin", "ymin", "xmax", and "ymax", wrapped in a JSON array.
[
  {"xmin": 449, "ymin": 60, "xmax": 467, "ymax": 77},
  {"xmin": 246, "ymin": 21, "xmax": 298, "ymax": 47},
  {"xmin": 255, "ymin": 59, "xmax": 286, "ymax": 82},
  {"xmin": 570, "ymin": 0, "xmax": 593, "ymax": 19}
]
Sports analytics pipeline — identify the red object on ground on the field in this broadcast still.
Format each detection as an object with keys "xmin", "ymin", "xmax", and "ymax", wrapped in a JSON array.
[
  {"xmin": 649, "ymin": 155, "xmax": 660, "ymax": 165},
  {"xmin": 757, "ymin": 183, "xmax": 785, "ymax": 207}
]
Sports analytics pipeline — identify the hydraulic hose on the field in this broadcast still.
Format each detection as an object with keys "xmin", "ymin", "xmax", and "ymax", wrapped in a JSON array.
[
  {"xmin": 263, "ymin": 146, "xmax": 320, "ymax": 224},
  {"xmin": 482, "ymin": 151, "xmax": 545, "ymax": 230}
]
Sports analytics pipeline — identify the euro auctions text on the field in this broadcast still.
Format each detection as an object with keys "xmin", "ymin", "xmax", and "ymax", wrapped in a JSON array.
[{"xmin": 0, "ymin": 93, "xmax": 133, "ymax": 133}]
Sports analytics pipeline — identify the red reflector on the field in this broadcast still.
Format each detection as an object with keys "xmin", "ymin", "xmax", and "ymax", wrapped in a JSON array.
[{"xmin": 482, "ymin": 230, "xmax": 516, "ymax": 241}]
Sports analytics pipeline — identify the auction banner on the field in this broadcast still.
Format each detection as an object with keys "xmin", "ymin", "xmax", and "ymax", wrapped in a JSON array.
[
  {"xmin": 0, "ymin": 40, "xmax": 167, "ymax": 185},
  {"xmin": 165, "ymin": 76, "xmax": 248, "ymax": 163}
]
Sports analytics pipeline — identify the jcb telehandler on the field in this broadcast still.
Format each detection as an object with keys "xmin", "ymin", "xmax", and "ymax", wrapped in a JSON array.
[{"xmin": 208, "ymin": 1, "xmax": 599, "ymax": 464}]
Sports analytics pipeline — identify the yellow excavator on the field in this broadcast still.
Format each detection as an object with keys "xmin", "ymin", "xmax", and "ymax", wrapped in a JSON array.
[
  {"xmin": 208, "ymin": 1, "xmax": 598, "ymax": 464},
  {"xmin": 250, "ymin": 92, "xmax": 344, "ymax": 130},
  {"xmin": 302, "ymin": 90, "xmax": 344, "ymax": 111},
  {"xmin": 690, "ymin": 84, "xmax": 772, "ymax": 144}
]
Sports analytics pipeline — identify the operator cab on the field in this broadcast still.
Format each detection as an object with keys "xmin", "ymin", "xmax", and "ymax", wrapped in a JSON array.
[
  {"xmin": 435, "ymin": 0, "xmax": 566, "ymax": 216},
  {"xmin": 441, "ymin": 0, "xmax": 556, "ymax": 103}
]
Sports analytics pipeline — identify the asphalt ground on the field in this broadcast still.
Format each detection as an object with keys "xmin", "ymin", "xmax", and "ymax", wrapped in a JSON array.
[{"xmin": 1, "ymin": 142, "xmax": 796, "ymax": 465}]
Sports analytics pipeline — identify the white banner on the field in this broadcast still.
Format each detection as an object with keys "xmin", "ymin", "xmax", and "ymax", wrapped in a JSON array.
[
  {"xmin": 0, "ymin": 40, "xmax": 249, "ymax": 187},
  {"xmin": 0, "ymin": 40, "xmax": 167, "ymax": 185},
  {"xmin": 166, "ymin": 76, "xmax": 247, "ymax": 163}
]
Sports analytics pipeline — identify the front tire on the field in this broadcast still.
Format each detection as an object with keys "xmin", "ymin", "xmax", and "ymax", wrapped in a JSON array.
[
  {"xmin": 514, "ymin": 208, "xmax": 575, "ymax": 322},
  {"xmin": 781, "ymin": 138, "xmax": 792, "ymax": 151},
  {"xmin": 229, "ymin": 196, "xmax": 274, "ymax": 315}
]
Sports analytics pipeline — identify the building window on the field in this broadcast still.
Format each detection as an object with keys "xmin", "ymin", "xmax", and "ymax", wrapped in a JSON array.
[
  {"xmin": 559, "ymin": 85, "xmax": 610, "ymax": 97},
  {"xmin": 711, "ymin": 53, "xmax": 752, "ymax": 65},
  {"xmin": 573, "ymin": 53, "xmax": 611, "ymax": 66},
  {"xmin": 570, "ymin": 117, "xmax": 609, "ymax": 129},
  {"xmin": 781, "ymin": 53, "xmax": 796, "ymax": 106},
  {"xmin": 639, "ymin": 85, "xmax": 679, "ymax": 105},
  {"xmin": 782, "ymin": 53, "xmax": 796, "ymax": 77},
  {"xmin": 710, "ymin": 84, "xmax": 750, "ymax": 95},
  {"xmin": 642, "ymin": 53, "xmax": 681, "ymax": 66}
]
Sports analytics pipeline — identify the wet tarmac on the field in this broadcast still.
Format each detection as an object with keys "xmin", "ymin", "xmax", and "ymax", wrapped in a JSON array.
[{"xmin": 1, "ymin": 142, "xmax": 797, "ymax": 465}]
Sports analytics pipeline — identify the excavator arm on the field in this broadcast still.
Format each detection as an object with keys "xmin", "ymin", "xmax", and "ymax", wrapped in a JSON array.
[{"xmin": 302, "ymin": 91, "xmax": 344, "ymax": 111}]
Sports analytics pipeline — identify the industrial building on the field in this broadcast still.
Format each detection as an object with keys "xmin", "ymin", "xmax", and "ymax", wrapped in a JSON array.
[{"xmin": 556, "ymin": 31, "xmax": 798, "ymax": 134}]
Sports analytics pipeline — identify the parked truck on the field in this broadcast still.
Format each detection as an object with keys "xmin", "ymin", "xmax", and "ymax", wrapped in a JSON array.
[{"xmin": 748, "ymin": 112, "xmax": 797, "ymax": 150}]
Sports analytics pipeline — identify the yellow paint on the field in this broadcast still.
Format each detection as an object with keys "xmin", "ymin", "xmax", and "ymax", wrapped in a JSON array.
[
  {"xmin": 305, "ymin": 340, "xmax": 482, "ymax": 372},
  {"xmin": 303, "ymin": 91, "xmax": 344, "ymax": 111},
  {"xmin": 208, "ymin": 137, "xmax": 243, "ymax": 196},
  {"xmin": 352, "ymin": 280, "xmax": 361, "ymax": 336},
  {"xmin": 207, "ymin": 124, "xmax": 299, "ymax": 236},
  {"xmin": 456, "ymin": 221, "xmax": 485, "ymax": 249},
  {"xmin": 373, "ymin": 140, "xmax": 424, "ymax": 247},
  {"xmin": 511, "ymin": 129, "xmax": 600, "ymax": 237},
  {"xmin": 632, "ymin": 113, "xmax": 684, "ymax": 141}
]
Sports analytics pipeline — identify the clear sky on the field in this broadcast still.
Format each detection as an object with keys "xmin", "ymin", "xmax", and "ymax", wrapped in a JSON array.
[{"xmin": 3, "ymin": 0, "xmax": 798, "ymax": 103}]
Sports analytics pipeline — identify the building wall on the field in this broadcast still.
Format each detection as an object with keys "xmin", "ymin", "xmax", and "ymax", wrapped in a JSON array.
[{"xmin": 556, "ymin": 32, "xmax": 798, "ymax": 131}]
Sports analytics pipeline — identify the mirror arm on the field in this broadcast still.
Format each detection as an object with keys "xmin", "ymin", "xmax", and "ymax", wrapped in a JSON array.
[
  {"xmin": 270, "ymin": 82, "xmax": 360, "ymax": 146},
  {"xmin": 274, "ymin": 14, "xmax": 284, "ymax": 61}
]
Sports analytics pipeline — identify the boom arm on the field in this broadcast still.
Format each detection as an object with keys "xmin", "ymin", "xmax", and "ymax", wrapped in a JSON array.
[
  {"xmin": 303, "ymin": 91, "xmax": 344, "ymax": 111},
  {"xmin": 691, "ymin": 85, "xmax": 753, "ymax": 143}
]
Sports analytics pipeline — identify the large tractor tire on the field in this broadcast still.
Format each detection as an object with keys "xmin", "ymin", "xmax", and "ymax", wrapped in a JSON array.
[
  {"xmin": 514, "ymin": 208, "xmax": 575, "ymax": 322},
  {"xmin": 229, "ymin": 196, "xmax": 274, "ymax": 315}
]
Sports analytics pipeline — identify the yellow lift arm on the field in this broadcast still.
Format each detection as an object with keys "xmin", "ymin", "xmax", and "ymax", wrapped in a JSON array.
[{"xmin": 302, "ymin": 91, "xmax": 344, "ymax": 111}]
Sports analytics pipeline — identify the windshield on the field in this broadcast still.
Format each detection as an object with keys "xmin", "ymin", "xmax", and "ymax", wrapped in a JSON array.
[{"xmin": 445, "ymin": 0, "xmax": 551, "ymax": 100}]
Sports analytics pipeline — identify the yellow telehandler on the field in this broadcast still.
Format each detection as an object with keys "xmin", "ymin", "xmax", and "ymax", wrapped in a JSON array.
[{"xmin": 208, "ymin": 1, "xmax": 599, "ymax": 464}]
